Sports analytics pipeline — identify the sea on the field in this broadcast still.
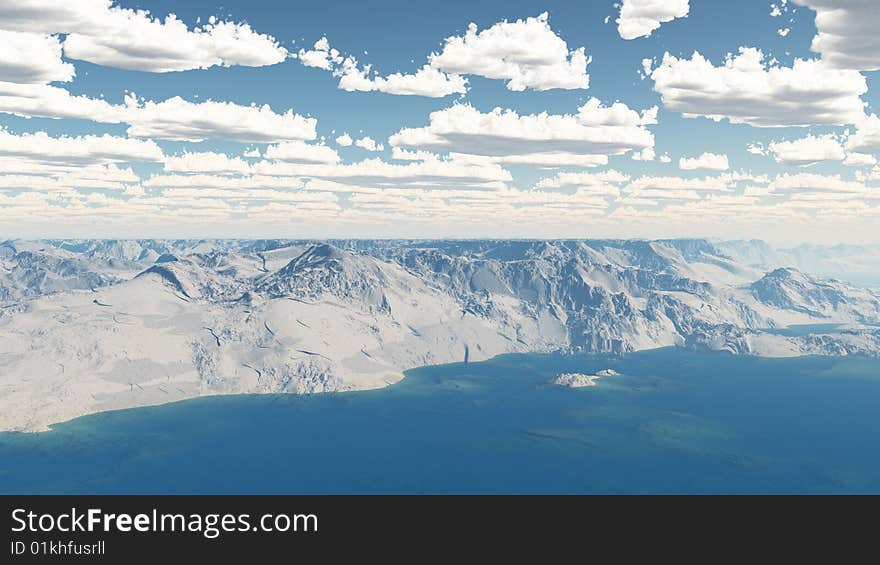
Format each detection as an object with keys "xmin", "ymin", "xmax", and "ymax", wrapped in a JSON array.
[{"xmin": 2, "ymin": 347, "xmax": 879, "ymax": 494}]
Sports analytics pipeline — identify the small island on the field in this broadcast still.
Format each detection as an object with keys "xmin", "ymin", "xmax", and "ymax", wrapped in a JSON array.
[{"xmin": 552, "ymin": 369, "xmax": 620, "ymax": 388}]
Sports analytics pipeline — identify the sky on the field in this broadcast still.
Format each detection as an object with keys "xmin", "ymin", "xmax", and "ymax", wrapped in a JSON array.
[{"xmin": 1, "ymin": 0, "xmax": 880, "ymax": 244}]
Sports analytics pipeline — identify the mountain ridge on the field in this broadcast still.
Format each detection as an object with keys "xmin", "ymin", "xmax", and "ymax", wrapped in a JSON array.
[{"xmin": 1, "ymin": 238, "xmax": 878, "ymax": 432}]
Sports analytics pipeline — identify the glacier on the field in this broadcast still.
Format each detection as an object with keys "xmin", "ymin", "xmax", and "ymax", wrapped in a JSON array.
[{"xmin": 1, "ymin": 238, "xmax": 878, "ymax": 432}]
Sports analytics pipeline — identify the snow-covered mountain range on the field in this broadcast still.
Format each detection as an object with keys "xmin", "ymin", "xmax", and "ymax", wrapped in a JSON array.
[{"xmin": 1, "ymin": 238, "xmax": 879, "ymax": 432}]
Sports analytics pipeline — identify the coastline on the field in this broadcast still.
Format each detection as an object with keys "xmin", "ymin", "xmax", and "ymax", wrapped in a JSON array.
[{"xmin": 3, "ymin": 342, "xmax": 877, "ymax": 434}]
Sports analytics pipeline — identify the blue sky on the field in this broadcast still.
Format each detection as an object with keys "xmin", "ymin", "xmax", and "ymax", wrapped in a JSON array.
[{"xmin": 1, "ymin": 0, "xmax": 879, "ymax": 243}]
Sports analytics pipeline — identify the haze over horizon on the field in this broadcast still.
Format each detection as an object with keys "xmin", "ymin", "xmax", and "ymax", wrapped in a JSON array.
[{"xmin": 1, "ymin": 0, "xmax": 879, "ymax": 244}]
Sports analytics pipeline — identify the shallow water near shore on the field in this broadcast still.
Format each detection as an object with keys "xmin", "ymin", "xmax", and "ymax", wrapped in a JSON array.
[{"xmin": 2, "ymin": 348, "xmax": 880, "ymax": 494}]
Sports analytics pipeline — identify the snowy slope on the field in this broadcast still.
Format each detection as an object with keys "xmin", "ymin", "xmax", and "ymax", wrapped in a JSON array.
[{"xmin": 1, "ymin": 239, "xmax": 879, "ymax": 432}]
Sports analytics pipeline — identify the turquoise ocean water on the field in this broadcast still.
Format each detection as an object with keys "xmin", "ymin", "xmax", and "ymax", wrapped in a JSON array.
[{"xmin": 1, "ymin": 348, "xmax": 879, "ymax": 494}]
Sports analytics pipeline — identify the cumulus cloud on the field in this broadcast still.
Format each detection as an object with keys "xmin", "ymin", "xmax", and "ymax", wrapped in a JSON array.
[
  {"xmin": 354, "ymin": 136, "xmax": 384, "ymax": 152},
  {"xmin": 791, "ymin": 0, "xmax": 880, "ymax": 70},
  {"xmin": 0, "ymin": 86, "xmax": 317, "ymax": 144},
  {"xmin": 535, "ymin": 170, "xmax": 630, "ymax": 188},
  {"xmin": 0, "ymin": 129, "xmax": 163, "ymax": 166},
  {"xmin": 428, "ymin": 12, "xmax": 590, "ymax": 91},
  {"xmin": 452, "ymin": 152, "xmax": 611, "ymax": 168},
  {"xmin": 335, "ymin": 133, "xmax": 353, "ymax": 147},
  {"xmin": 336, "ymin": 60, "xmax": 468, "ymax": 98},
  {"xmin": 163, "ymin": 152, "xmax": 252, "ymax": 174},
  {"xmin": 767, "ymin": 172, "xmax": 872, "ymax": 197},
  {"xmin": 844, "ymin": 153, "xmax": 877, "ymax": 167},
  {"xmin": 679, "ymin": 152, "xmax": 730, "ymax": 171},
  {"xmin": 296, "ymin": 37, "xmax": 467, "ymax": 98},
  {"xmin": 534, "ymin": 170, "xmax": 629, "ymax": 197},
  {"xmin": 616, "ymin": 0, "xmax": 690, "ymax": 40},
  {"xmin": 631, "ymin": 147, "xmax": 656, "ymax": 161},
  {"xmin": 390, "ymin": 148, "xmax": 436, "ymax": 162},
  {"xmin": 0, "ymin": 30, "xmax": 74, "ymax": 84},
  {"xmin": 122, "ymin": 95, "xmax": 317, "ymax": 143},
  {"xmin": 264, "ymin": 141, "xmax": 340, "ymax": 164},
  {"xmin": 648, "ymin": 48, "xmax": 867, "ymax": 127},
  {"xmin": 0, "ymin": 0, "xmax": 287, "ymax": 72},
  {"xmin": 846, "ymin": 114, "xmax": 880, "ymax": 158},
  {"xmin": 388, "ymin": 99, "xmax": 656, "ymax": 167},
  {"xmin": 297, "ymin": 13, "xmax": 588, "ymax": 97},
  {"xmin": 621, "ymin": 173, "xmax": 740, "ymax": 202},
  {"xmin": 767, "ymin": 134, "xmax": 845, "ymax": 166},
  {"xmin": 0, "ymin": 81, "xmax": 123, "ymax": 122},
  {"xmin": 296, "ymin": 37, "xmax": 342, "ymax": 71}
]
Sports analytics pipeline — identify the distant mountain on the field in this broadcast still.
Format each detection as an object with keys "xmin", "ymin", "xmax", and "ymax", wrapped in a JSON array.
[
  {"xmin": 717, "ymin": 240, "xmax": 880, "ymax": 288},
  {"xmin": 751, "ymin": 267, "xmax": 880, "ymax": 324},
  {"xmin": 1, "ymin": 239, "xmax": 878, "ymax": 432}
]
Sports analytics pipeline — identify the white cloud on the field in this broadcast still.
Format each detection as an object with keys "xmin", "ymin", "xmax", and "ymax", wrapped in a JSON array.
[
  {"xmin": 747, "ymin": 143, "xmax": 768, "ymax": 156},
  {"xmin": 390, "ymin": 148, "xmax": 436, "ymax": 162},
  {"xmin": 354, "ymin": 136, "xmax": 384, "ymax": 152},
  {"xmin": 535, "ymin": 170, "xmax": 630, "ymax": 189},
  {"xmin": 388, "ymin": 99, "xmax": 656, "ymax": 167},
  {"xmin": 777, "ymin": 28, "xmax": 791, "ymax": 37},
  {"xmin": 616, "ymin": 0, "xmax": 690, "ymax": 40},
  {"xmin": 452, "ymin": 152, "xmax": 610, "ymax": 168},
  {"xmin": 296, "ymin": 37, "xmax": 342, "ymax": 71},
  {"xmin": 770, "ymin": 2, "xmax": 788, "ymax": 18},
  {"xmin": 846, "ymin": 114, "xmax": 880, "ymax": 158},
  {"xmin": 299, "ymin": 13, "xmax": 588, "ymax": 97},
  {"xmin": 264, "ymin": 141, "xmax": 340, "ymax": 164},
  {"xmin": 149, "ymin": 151, "xmax": 512, "ymax": 192},
  {"xmin": 631, "ymin": 147, "xmax": 656, "ymax": 161},
  {"xmin": 768, "ymin": 172, "xmax": 870, "ymax": 195},
  {"xmin": 295, "ymin": 38, "xmax": 468, "ymax": 98},
  {"xmin": 844, "ymin": 153, "xmax": 877, "ymax": 167},
  {"xmin": 122, "ymin": 95, "xmax": 317, "ymax": 143},
  {"xmin": 0, "ymin": 86, "xmax": 317, "ymax": 144},
  {"xmin": 335, "ymin": 133, "xmax": 353, "ymax": 147},
  {"xmin": 428, "ymin": 12, "xmax": 590, "ymax": 91},
  {"xmin": 0, "ymin": 129, "xmax": 163, "ymax": 165},
  {"xmin": 0, "ymin": 163, "xmax": 140, "ymax": 192},
  {"xmin": 767, "ymin": 133, "xmax": 845, "ymax": 166},
  {"xmin": 0, "ymin": 1, "xmax": 287, "ymax": 72},
  {"xmin": 678, "ymin": 152, "xmax": 730, "ymax": 171},
  {"xmin": 791, "ymin": 0, "xmax": 880, "ymax": 70},
  {"xmin": 144, "ymin": 173, "xmax": 304, "ymax": 190},
  {"xmin": 534, "ymin": 170, "xmax": 628, "ymax": 197},
  {"xmin": 250, "ymin": 157, "xmax": 511, "ymax": 190},
  {"xmin": 648, "ymin": 48, "xmax": 867, "ymax": 127},
  {"xmin": 163, "ymin": 152, "xmax": 253, "ymax": 174},
  {"xmin": 0, "ymin": 30, "xmax": 74, "ymax": 84},
  {"xmin": 620, "ymin": 172, "xmax": 750, "ymax": 203},
  {"xmin": 856, "ymin": 166, "xmax": 880, "ymax": 182},
  {"xmin": 336, "ymin": 61, "xmax": 468, "ymax": 98},
  {"xmin": 0, "ymin": 81, "xmax": 123, "ymax": 122}
]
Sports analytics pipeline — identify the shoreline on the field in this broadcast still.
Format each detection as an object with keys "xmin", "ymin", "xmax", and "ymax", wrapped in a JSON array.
[{"xmin": 4, "ymin": 345, "xmax": 876, "ymax": 435}]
